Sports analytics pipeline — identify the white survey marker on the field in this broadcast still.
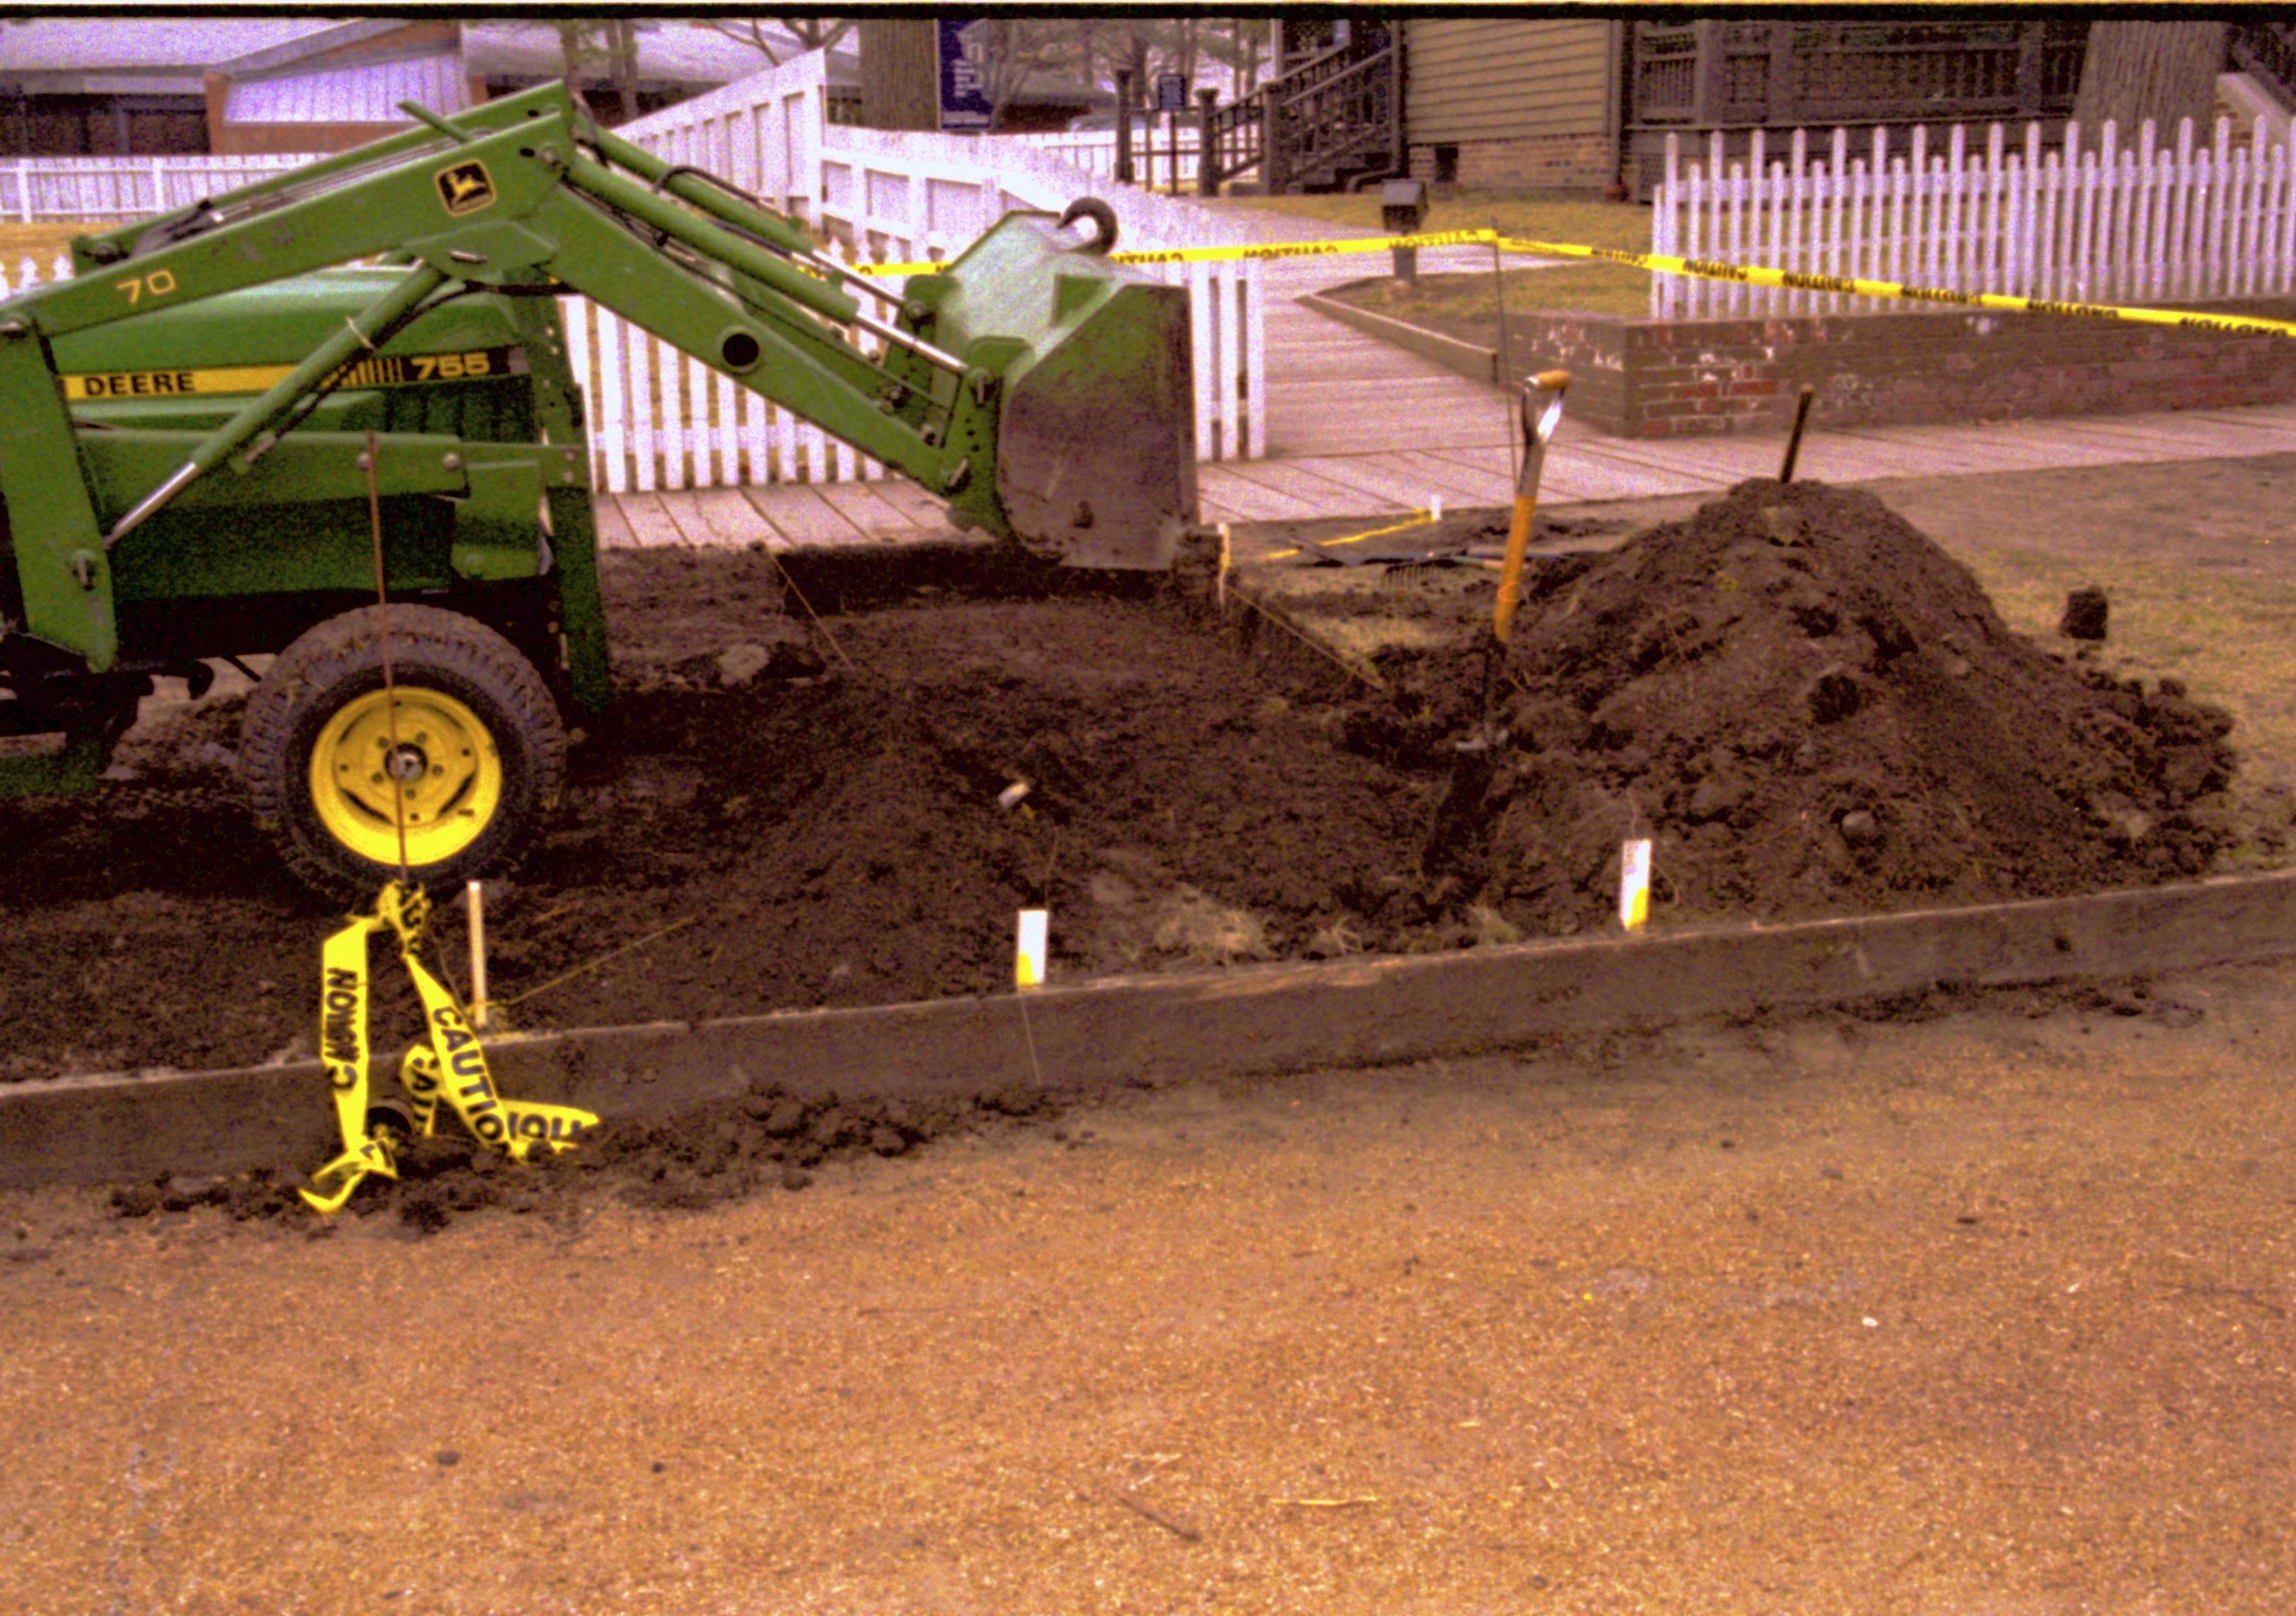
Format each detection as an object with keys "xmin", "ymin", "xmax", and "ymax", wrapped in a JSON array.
[
  {"xmin": 1619, "ymin": 840, "xmax": 1652, "ymax": 931},
  {"xmin": 1016, "ymin": 908, "xmax": 1049, "ymax": 989}
]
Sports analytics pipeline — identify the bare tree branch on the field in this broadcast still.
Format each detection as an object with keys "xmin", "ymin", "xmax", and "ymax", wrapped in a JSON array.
[{"xmin": 694, "ymin": 16, "xmax": 854, "ymax": 69}]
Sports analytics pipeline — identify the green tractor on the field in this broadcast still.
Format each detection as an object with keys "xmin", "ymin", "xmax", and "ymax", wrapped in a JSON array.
[{"xmin": 0, "ymin": 83, "xmax": 1200, "ymax": 896}]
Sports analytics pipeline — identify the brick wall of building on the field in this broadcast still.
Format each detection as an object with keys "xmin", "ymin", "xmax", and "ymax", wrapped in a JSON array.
[
  {"xmin": 1409, "ymin": 131, "xmax": 1616, "ymax": 194},
  {"xmin": 1502, "ymin": 298, "xmax": 2296, "ymax": 438}
]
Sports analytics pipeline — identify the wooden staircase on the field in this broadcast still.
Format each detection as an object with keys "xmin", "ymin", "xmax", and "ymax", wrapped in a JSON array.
[
  {"xmin": 1200, "ymin": 29, "xmax": 1405, "ymax": 195},
  {"xmin": 2229, "ymin": 22, "xmax": 2296, "ymax": 115}
]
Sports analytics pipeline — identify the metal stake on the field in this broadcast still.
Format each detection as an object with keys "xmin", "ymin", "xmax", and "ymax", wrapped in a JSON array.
[{"xmin": 1779, "ymin": 384, "xmax": 1817, "ymax": 482}]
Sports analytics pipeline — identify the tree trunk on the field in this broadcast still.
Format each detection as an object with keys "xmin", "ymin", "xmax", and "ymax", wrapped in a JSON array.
[
  {"xmin": 610, "ymin": 21, "xmax": 640, "ymax": 124},
  {"xmin": 2073, "ymin": 21, "xmax": 2227, "ymax": 135},
  {"xmin": 858, "ymin": 18, "xmax": 939, "ymax": 131}
]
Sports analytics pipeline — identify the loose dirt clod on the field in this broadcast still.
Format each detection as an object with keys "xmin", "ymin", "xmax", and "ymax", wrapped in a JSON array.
[
  {"xmin": 2061, "ymin": 585, "xmax": 2110, "ymax": 641},
  {"xmin": 1363, "ymin": 479, "xmax": 2239, "ymax": 935}
]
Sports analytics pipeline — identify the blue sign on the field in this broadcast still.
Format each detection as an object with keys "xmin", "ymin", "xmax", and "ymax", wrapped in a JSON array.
[{"xmin": 938, "ymin": 18, "xmax": 995, "ymax": 132}]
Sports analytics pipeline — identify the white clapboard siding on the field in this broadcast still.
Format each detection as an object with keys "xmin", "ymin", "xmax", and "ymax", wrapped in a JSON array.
[
  {"xmin": 0, "ymin": 48, "xmax": 1268, "ymax": 494},
  {"xmin": 1651, "ymin": 115, "xmax": 2296, "ymax": 320}
]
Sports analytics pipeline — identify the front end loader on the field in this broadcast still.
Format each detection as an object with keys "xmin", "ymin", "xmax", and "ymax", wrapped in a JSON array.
[{"xmin": 0, "ymin": 82, "xmax": 1201, "ymax": 897}]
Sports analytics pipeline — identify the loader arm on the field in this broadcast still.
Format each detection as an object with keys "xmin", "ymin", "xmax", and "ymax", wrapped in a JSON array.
[{"xmin": 0, "ymin": 81, "xmax": 1196, "ymax": 671}]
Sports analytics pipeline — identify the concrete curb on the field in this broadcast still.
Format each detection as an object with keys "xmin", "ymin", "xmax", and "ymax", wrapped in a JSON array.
[
  {"xmin": 1298, "ymin": 285, "xmax": 1499, "ymax": 386},
  {"xmin": 8, "ymin": 870, "xmax": 2296, "ymax": 1187}
]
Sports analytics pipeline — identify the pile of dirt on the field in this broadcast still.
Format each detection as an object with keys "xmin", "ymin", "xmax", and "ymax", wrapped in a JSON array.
[{"xmin": 1359, "ymin": 479, "xmax": 2240, "ymax": 932}]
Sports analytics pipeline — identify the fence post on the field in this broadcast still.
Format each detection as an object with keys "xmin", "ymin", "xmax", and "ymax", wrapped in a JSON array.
[
  {"xmin": 2168, "ymin": 116, "xmax": 2194, "ymax": 302},
  {"xmin": 2270, "ymin": 124, "xmax": 2293, "ymax": 293},
  {"xmin": 1196, "ymin": 88, "xmax": 1220, "ymax": 197},
  {"xmin": 1653, "ymin": 133, "xmax": 1678, "ymax": 319},
  {"xmin": 1826, "ymin": 125, "xmax": 1848, "ymax": 314},
  {"xmin": 1750, "ymin": 128, "xmax": 1772, "ymax": 318},
  {"xmin": 1786, "ymin": 127, "xmax": 1808, "ymax": 315},
  {"xmin": 1115, "ymin": 70, "xmax": 1135, "ymax": 185},
  {"xmin": 2097, "ymin": 120, "xmax": 2120, "ymax": 301},
  {"xmin": 2205, "ymin": 116, "xmax": 2232, "ymax": 298},
  {"xmin": 1971, "ymin": 124, "xmax": 1993, "ymax": 296},
  {"xmin": 14, "ymin": 159, "xmax": 28, "ymax": 224}
]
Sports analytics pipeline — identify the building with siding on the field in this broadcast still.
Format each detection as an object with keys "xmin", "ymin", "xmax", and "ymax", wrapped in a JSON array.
[
  {"xmin": 1259, "ymin": 16, "xmax": 1624, "ymax": 195},
  {"xmin": 0, "ymin": 17, "xmax": 835, "ymax": 157},
  {"xmin": 1403, "ymin": 18, "xmax": 1622, "ymax": 191},
  {"xmin": 0, "ymin": 16, "xmax": 325, "ymax": 155},
  {"xmin": 1239, "ymin": 18, "xmax": 2277, "ymax": 199}
]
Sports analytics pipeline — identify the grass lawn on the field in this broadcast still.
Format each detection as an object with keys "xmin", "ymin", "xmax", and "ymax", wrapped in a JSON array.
[{"xmin": 1212, "ymin": 189, "xmax": 1660, "ymax": 319}]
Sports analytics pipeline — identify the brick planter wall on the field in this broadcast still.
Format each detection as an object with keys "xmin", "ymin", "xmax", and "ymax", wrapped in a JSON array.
[{"xmin": 1506, "ymin": 297, "xmax": 2296, "ymax": 439}]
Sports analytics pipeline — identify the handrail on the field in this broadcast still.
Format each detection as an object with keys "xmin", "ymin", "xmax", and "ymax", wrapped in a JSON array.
[
  {"xmin": 1269, "ymin": 44, "xmax": 1400, "ymax": 181},
  {"xmin": 1199, "ymin": 29, "xmax": 1400, "ymax": 193},
  {"xmin": 2231, "ymin": 22, "xmax": 2296, "ymax": 111},
  {"xmin": 1273, "ymin": 46, "xmax": 1395, "ymax": 115},
  {"xmin": 1270, "ymin": 36, "xmax": 1382, "ymax": 94}
]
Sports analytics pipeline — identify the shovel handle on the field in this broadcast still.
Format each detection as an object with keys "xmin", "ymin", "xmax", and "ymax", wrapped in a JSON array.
[{"xmin": 1493, "ymin": 371, "xmax": 1570, "ymax": 643}]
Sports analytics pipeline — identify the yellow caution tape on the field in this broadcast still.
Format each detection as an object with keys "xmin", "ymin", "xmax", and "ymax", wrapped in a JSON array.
[
  {"xmin": 300, "ymin": 881, "xmax": 599, "ymax": 1214},
  {"xmin": 854, "ymin": 228, "xmax": 1491, "ymax": 276},
  {"xmin": 855, "ymin": 226, "xmax": 2296, "ymax": 341},
  {"xmin": 1265, "ymin": 507, "xmax": 1437, "ymax": 562},
  {"xmin": 1488, "ymin": 232, "xmax": 2296, "ymax": 340}
]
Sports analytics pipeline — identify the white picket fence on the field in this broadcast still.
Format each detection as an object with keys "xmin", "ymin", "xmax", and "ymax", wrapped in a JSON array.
[
  {"xmin": 1650, "ymin": 116, "xmax": 2296, "ymax": 320},
  {"xmin": 603, "ymin": 52, "xmax": 1262, "ymax": 491},
  {"xmin": 0, "ymin": 48, "xmax": 1267, "ymax": 495},
  {"xmin": 1006, "ymin": 128, "xmax": 1206, "ymax": 191},
  {"xmin": 0, "ymin": 154, "xmax": 309, "ymax": 221}
]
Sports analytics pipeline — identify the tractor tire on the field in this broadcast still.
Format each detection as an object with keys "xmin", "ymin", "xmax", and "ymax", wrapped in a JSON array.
[{"xmin": 240, "ymin": 605, "xmax": 565, "ymax": 901}]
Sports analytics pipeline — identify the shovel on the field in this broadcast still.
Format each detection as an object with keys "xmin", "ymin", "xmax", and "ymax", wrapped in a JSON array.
[{"xmin": 1423, "ymin": 370, "xmax": 1570, "ymax": 876}]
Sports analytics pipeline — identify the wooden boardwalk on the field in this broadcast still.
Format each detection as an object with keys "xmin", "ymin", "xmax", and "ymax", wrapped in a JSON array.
[
  {"xmin": 597, "ymin": 398, "xmax": 2296, "ymax": 549},
  {"xmin": 592, "ymin": 211, "xmax": 2294, "ymax": 549}
]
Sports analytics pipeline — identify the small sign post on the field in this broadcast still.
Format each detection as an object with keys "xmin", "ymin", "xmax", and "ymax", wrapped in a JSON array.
[{"xmin": 1155, "ymin": 72, "xmax": 1188, "ymax": 196}]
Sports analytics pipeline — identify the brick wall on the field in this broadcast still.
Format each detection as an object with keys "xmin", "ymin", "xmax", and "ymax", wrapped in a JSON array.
[
  {"xmin": 1501, "ymin": 298, "xmax": 2296, "ymax": 438},
  {"xmin": 1409, "ymin": 132, "xmax": 1616, "ymax": 194}
]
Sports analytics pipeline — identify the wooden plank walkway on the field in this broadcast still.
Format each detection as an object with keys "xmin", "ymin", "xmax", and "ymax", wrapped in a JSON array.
[
  {"xmin": 590, "ymin": 211, "xmax": 2293, "ymax": 548},
  {"xmin": 600, "ymin": 398, "xmax": 2296, "ymax": 548}
]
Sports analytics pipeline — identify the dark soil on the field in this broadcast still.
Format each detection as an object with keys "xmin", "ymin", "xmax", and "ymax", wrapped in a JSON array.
[
  {"xmin": 1352, "ymin": 478, "xmax": 2241, "ymax": 933},
  {"xmin": 0, "ymin": 547, "xmax": 1439, "ymax": 1082},
  {"xmin": 106, "ymin": 1078, "xmax": 1072, "ymax": 1231},
  {"xmin": 0, "ymin": 480, "xmax": 2245, "ymax": 1094},
  {"xmin": 97, "ymin": 963, "xmax": 2216, "ymax": 1234}
]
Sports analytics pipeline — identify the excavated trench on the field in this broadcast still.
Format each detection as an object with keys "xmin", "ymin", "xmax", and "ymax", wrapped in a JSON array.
[{"xmin": 0, "ymin": 480, "xmax": 2249, "ymax": 1224}]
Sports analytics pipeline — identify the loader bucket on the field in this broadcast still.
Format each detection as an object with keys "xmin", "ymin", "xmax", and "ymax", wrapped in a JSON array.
[{"xmin": 913, "ymin": 210, "xmax": 1198, "ymax": 571}]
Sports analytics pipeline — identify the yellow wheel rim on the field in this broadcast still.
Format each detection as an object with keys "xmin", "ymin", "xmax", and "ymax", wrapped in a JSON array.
[{"xmin": 308, "ymin": 688, "xmax": 503, "ymax": 868}]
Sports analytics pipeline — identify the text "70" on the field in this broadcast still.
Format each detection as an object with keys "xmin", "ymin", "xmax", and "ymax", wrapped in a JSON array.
[{"xmin": 114, "ymin": 269, "xmax": 179, "ymax": 305}]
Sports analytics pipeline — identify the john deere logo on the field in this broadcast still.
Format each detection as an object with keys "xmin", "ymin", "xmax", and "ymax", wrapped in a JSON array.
[{"xmin": 435, "ymin": 159, "xmax": 495, "ymax": 216}]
